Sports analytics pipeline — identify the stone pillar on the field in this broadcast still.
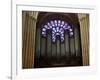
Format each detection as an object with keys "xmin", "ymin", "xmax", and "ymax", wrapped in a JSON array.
[
  {"xmin": 78, "ymin": 14, "xmax": 89, "ymax": 66},
  {"xmin": 22, "ymin": 11, "xmax": 38, "ymax": 68}
]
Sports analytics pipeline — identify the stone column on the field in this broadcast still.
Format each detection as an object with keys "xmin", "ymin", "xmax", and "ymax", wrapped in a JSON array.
[
  {"xmin": 22, "ymin": 11, "xmax": 38, "ymax": 68},
  {"xmin": 78, "ymin": 14, "xmax": 89, "ymax": 66}
]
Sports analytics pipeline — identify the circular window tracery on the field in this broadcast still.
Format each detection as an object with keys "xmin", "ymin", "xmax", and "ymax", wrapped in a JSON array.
[{"xmin": 41, "ymin": 20, "xmax": 74, "ymax": 43}]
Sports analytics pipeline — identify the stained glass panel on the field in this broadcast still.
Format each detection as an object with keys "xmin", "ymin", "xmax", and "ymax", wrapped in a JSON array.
[{"xmin": 42, "ymin": 20, "xmax": 74, "ymax": 42}]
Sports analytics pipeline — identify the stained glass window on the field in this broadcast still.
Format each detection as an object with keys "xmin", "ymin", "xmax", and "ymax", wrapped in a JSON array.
[{"xmin": 41, "ymin": 20, "xmax": 74, "ymax": 43}]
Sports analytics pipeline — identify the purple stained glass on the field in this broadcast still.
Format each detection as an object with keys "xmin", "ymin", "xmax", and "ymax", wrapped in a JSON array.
[
  {"xmin": 69, "ymin": 28, "xmax": 72, "ymax": 31},
  {"xmin": 70, "ymin": 32, "xmax": 73, "ymax": 35},
  {"xmin": 42, "ymin": 20, "xmax": 74, "ymax": 42},
  {"xmin": 56, "ymin": 32, "xmax": 60, "ymax": 35},
  {"xmin": 61, "ymin": 21, "xmax": 64, "ymax": 26},
  {"xmin": 44, "ymin": 25, "xmax": 48, "ymax": 28},
  {"xmin": 68, "ymin": 25, "xmax": 71, "ymax": 29},
  {"xmin": 51, "ymin": 21, "xmax": 54, "ymax": 27},
  {"xmin": 42, "ymin": 28, "xmax": 46, "ymax": 31}
]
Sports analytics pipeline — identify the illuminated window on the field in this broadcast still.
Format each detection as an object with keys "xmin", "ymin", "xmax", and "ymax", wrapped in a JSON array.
[
  {"xmin": 35, "ymin": 13, "xmax": 83, "ymax": 68},
  {"xmin": 41, "ymin": 20, "xmax": 74, "ymax": 43}
]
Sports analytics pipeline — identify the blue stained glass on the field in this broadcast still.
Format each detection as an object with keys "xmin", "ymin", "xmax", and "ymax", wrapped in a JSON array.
[
  {"xmin": 67, "ymin": 25, "xmax": 71, "ymax": 29},
  {"xmin": 70, "ymin": 32, "xmax": 73, "ymax": 35},
  {"xmin": 56, "ymin": 27, "xmax": 59, "ymax": 32},
  {"xmin": 54, "ymin": 30, "xmax": 56, "ymax": 32},
  {"xmin": 56, "ymin": 32, "xmax": 59, "ymax": 35},
  {"xmin": 59, "ymin": 30, "xmax": 61, "ymax": 33},
  {"xmin": 61, "ymin": 33, "xmax": 64, "ymax": 36},
  {"xmin": 52, "ymin": 33, "xmax": 54, "ymax": 36},
  {"xmin": 58, "ymin": 24, "xmax": 60, "ymax": 26},
  {"xmin": 47, "ymin": 22, "xmax": 50, "ymax": 26},
  {"xmin": 56, "ymin": 24, "xmax": 57, "ymax": 26},
  {"xmin": 58, "ymin": 20, "xmax": 61, "ymax": 26},
  {"xmin": 61, "ymin": 31, "xmax": 64, "ymax": 34},
  {"xmin": 44, "ymin": 25, "xmax": 48, "ymax": 28},
  {"xmin": 52, "ymin": 31, "xmax": 55, "ymax": 33},
  {"xmin": 52, "ymin": 27, "xmax": 54, "ymax": 30},
  {"xmin": 42, "ymin": 31, "xmax": 46, "ymax": 34},
  {"xmin": 69, "ymin": 28, "xmax": 72, "ymax": 31},
  {"xmin": 63, "ymin": 25, "xmax": 66, "ymax": 29},
  {"xmin": 58, "ymin": 20, "xmax": 61, "ymax": 23},
  {"xmin": 59, "ymin": 28, "xmax": 62, "ymax": 32},
  {"xmin": 64, "ymin": 24, "xmax": 68, "ymax": 28},
  {"xmin": 42, "ymin": 28, "xmax": 46, "ymax": 31},
  {"xmin": 61, "ymin": 37, "xmax": 64, "ymax": 40},
  {"xmin": 51, "ymin": 21, "xmax": 54, "ymax": 27},
  {"xmin": 54, "ymin": 20, "xmax": 57, "ymax": 23},
  {"xmin": 52, "ymin": 35, "xmax": 55, "ymax": 38},
  {"xmin": 64, "ymin": 23, "xmax": 67, "ymax": 26},
  {"xmin": 61, "ymin": 21, "xmax": 64, "ymax": 25},
  {"xmin": 49, "ymin": 26, "xmax": 52, "ymax": 28},
  {"xmin": 54, "ymin": 20, "xmax": 57, "ymax": 26},
  {"xmin": 52, "ymin": 37, "xmax": 55, "ymax": 39},
  {"xmin": 42, "ymin": 20, "xmax": 73, "ymax": 42}
]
